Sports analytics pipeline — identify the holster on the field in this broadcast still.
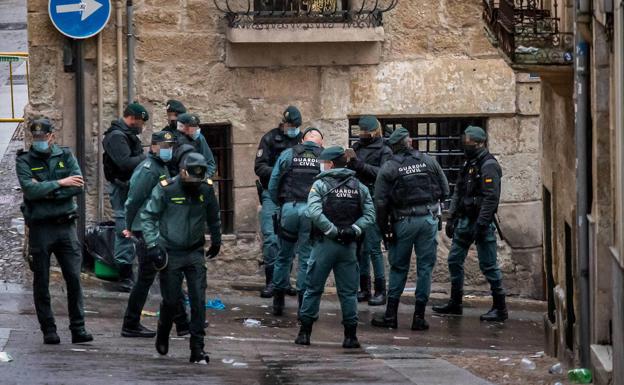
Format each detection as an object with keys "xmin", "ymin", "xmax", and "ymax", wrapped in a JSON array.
[{"xmin": 255, "ymin": 180, "xmax": 263, "ymax": 204}]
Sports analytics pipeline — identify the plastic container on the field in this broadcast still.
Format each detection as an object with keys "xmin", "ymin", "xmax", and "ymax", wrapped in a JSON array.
[
  {"xmin": 568, "ymin": 368, "xmax": 592, "ymax": 384},
  {"xmin": 520, "ymin": 358, "xmax": 536, "ymax": 370},
  {"xmin": 94, "ymin": 260, "xmax": 119, "ymax": 280}
]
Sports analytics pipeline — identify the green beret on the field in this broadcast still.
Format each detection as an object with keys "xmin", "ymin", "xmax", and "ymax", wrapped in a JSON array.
[
  {"xmin": 387, "ymin": 127, "xmax": 410, "ymax": 145},
  {"xmin": 358, "ymin": 115, "xmax": 380, "ymax": 132},
  {"xmin": 166, "ymin": 100, "xmax": 186, "ymax": 114},
  {"xmin": 30, "ymin": 119, "xmax": 54, "ymax": 135},
  {"xmin": 319, "ymin": 146, "xmax": 345, "ymax": 161},
  {"xmin": 303, "ymin": 127, "xmax": 323, "ymax": 139},
  {"xmin": 464, "ymin": 126, "xmax": 487, "ymax": 142},
  {"xmin": 183, "ymin": 152, "xmax": 208, "ymax": 176},
  {"xmin": 151, "ymin": 130, "xmax": 177, "ymax": 143},
  {"xmin": 125, "ymin": 103, "xmax": 149, "ymax": 121},
  {"xmin": 177, "ymin": 113, "xmax": 200, "ymax": 127},
  {"xmin": 282, "ymin": 106, "xmax": 302, "ymax": 127}
]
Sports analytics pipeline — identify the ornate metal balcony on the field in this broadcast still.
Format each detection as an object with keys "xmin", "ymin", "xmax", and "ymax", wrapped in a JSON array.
[
  {"xmin": 482, "ymin": 0, "xmax": 574, "ymax": 68},
  {"xmin": 214, "ymin": 0, "xmax": 398, "ymax": 29}
]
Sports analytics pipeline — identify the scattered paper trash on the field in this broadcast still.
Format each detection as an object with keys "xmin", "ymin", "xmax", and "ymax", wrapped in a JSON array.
[
  {"xmin": 531, "ymin": 351, "xmax": 545, "ymax": 358},
  {"xmin": 326, "ymin": 313, "xmax": 337, "ymax": 316},
  {"xmin": 243, "ymin": 319, "xmax": 262, "ymax": 328},
  {"xmin": 0, "ymin": 352, "xmax": 13, "ymax": 362},
  {"xmin": 499, "ymin": 357, "xmax": 511, "ymax": 363},
  {"xmin": 260, "ymin": 305, "xmax": 269, "ymax": 308},
  {"xmin": 171, "ymin": 337, "xmax": 184, "ymax": 341},
  {"xmin": 520, "ymin": 357, "xmax": 536, "ymax": 370},
  {"xmin": 393, "ymin": 336, "xmax": 409, "ymax": 340},
  {"xmin": 222, "ymin": 358, "xmax": 235, "ymax": 364},
  {"xmin": 231, "ymin": 307, "xmax": 241, "ymax": 311},
  {"xmin": 549, "ymin": 363, "xmax": 563, "ymax": 375},
  {"xmin": 141, "ymin": 310, "xmax": 158, "ymax": 317},
  {"xmin": 206, "ymin": 298, "xmax": 225, "ymax": 310},
  {"xmin": 232, "ymin": 362, "xmax": 248, "ymax": 368},
  {"xmin": 84, "ymin": 310, "xmax": 99, "ymax": 314},
  {"xmin": 365, "ymin": 346, "xmax": 378, "ymax": 350},
  {"xmin": 71, "ymin": 348, "xmax": 87, "ymax": 352}
]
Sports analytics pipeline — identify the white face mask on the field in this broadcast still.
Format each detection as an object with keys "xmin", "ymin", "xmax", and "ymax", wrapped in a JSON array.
[
  {"xmin": 177, "ymin": 121, "xmax": 185, "ymax": 132},
  {"xmin": 320, "ymin": 163, "xmax": 326, "ymax": 173}
]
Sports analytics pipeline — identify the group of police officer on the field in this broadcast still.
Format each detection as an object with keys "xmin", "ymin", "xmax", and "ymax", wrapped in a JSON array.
[
  {"xmin": 16, "ymin": 101, "xmax": 508, "ymax": 362},
  {"xmin": 255, "ymin": 106, "xmax": 508, "ymax": 347}
]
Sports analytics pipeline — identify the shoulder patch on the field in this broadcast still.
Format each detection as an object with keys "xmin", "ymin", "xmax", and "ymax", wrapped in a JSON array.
[
  {"xmin": 205, "ymin": 178, "xmax": 213, "ymax": 186},
  {"xmin": 256, "ymin": 149, "xmax": 263, "ymax": 158},
  {"xmin": 160, "ymin": 179, "xmax": 169, "ymax": 187},
  {"xmin": 143, "ymin": 162, "xmax": 151, "ymax": 169}
]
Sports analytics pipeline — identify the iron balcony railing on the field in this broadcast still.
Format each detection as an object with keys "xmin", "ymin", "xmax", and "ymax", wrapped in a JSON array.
[
  {"xmin": 483, "ymin": 0, "xmax": 574, "ymax": 66},
  {"xmin": 214, "ymin": 0, "xmax": 398, "ymax": 29}
]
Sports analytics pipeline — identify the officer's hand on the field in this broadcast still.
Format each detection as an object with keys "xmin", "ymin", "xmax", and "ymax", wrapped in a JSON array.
[
  {"xmin": 147, "ymin": 245, "xmax": 168, "ymax": 271},
  {"xmin": 122, "ymin": 229, "xmax": 133, "ymax": 238},
  {"xmin": 205, "ymin": 243, "xmax": 221, "ymax": 259},
  {"xmin": 337, "ymin": 227, "xmax": 357, "ymax": 244},
  {"xmin": 445, "ymin": 220, "xmax": 455, "ymax": 239},
  {"xmin": 345, "ymin": 148, "xmax": 356, "ymax": 160},
  {"xmin": 59, "ymin": 175, "xmax": 84, "ymax": 187},
  {"xmin": 473, "ymin": 223, "xmax": 489, "ymax": 244}
]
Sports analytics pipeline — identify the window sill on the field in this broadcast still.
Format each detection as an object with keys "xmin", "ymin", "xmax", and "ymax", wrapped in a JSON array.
[{"xmin": 226, "ymin": 26, "xmax": 384, "ymax": 44}]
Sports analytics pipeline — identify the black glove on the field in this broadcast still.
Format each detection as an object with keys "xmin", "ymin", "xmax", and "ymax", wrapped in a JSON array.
[
  {"xmin": 445, "ymin": 219, "xmax": 456, "ymax": 239},
  {"xmin": 147, "ymin": 245, "xmax": 168, "ymax": 271},
  {"xmin": 205, "ymin": 243, "xmax": 221, "ymax": 259},
  {"xmin": 336, "ymin": 227, "xmax": 357, "ymax": 244},
  {"xmin": 473, "ymin": 223, "xmax": 489, "ymax": 244}
]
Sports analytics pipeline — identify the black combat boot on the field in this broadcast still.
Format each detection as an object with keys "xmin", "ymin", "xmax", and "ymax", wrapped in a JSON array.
[
  {"xmin": 480, "ymin": 293, "xmax": 508, "ymax": 322},
  {"xmin": 286, "ymin": 281, "xmax": 297, "ymax": 297},
  {"xmin": 155, "ymin": 321, "xmax": 172, "ymax": 355},
  {"xmin": 43, "ymin": 331, "xmax": 60, "ymax": 345},
  {"xmin": 117, "ymin": 264, "xmax": 134, "ymax": 293},
  {"xmin": 368, "ymin": 278, "xmax": 387, "ymax": 306},
  {"xmin": 357, "ymin": 275, "xmax": 371, "ymax": 302},
  {"xmin": 411, "ymin": 301, "xmax": 429, "ymax": 331},
  {"xmin": 294, "ymin": 320, "xmax": 313, "ymax": 346},
  {"xmin": 432, "ymin": 288, "xmax": 463, "ymax": 315},
  {"xmin": 273, "ymin": 289, "xmax": 285, "ymax": 316},
  {"xmin": 121, "ymin": 323, "xmax": 156, "ymax": 338},
  {"xmin": 189, "ymin": 349, "xmax": 210, "ymax": 364},
  {"xmin": 260, "ymin": 266, "xmax": 274, "ymax": 298},
  {"xmin": 371, "ymin": 297, "xmax": 400, "ymax": 329},
  {"xmin": 342, "ymin": 324, "xmax": 361, "ymax": 349},
  {"xmin": 71, "ymin": 328, "xmax": 94, "ymax": 344}
]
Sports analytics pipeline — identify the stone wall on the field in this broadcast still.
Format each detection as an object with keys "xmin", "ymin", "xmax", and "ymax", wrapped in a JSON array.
[{"xmin": 25, "ymin": 0, "xmax": 544, "ymax": 298}]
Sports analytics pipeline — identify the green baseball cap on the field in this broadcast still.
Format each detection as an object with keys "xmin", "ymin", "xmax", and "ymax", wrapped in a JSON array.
[
  {"xmin": 29, "ymin": 119, "xmax": 54, "ymax": 135},
  {"xmin": 282, "ymin": 106, "xmax": 302, "ymax": 127},
  {"xmin": 464, "ymin": 126, "xmax": 487, "ymax": 142},
  {"xmin": 387, "ymin": 127, "xmax": 410, "ymax": 145},
  {"xmin": 319, "ymin": 146, "xmax": 345, "ymax": 161},
  {"xmin": 358, "ymin": 115, "xmax": 380, "ymax": 132},
  {"xmin": 177, "ymin": 113, "xmax": 200, "ymax": 127},
  {"xmin": 151, "ymin": 130, "xmax": 177, "ymax": 144},
  {"xmin": 183, "ymin": 152, "xmax": 208, "ymax": 178},
  {"xmin": 166, "ymin": 99, "xmax": 187, "ymax": 114},
  {"xmin": 125, "ymin": 103, "xmax": 149, "ymax": 121}
]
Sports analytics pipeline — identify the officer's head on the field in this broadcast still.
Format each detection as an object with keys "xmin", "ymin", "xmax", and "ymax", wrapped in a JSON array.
[
  {"xmin": 179, "ymin": 152, "xmax": 208, "ymax": 191},
  {"xmin": 462, "ymin": 126, "xmax": 487, "ymax": 158},
  {"xmin": 123, "ymin": 103, "xmax": 149, "ymax": 133},
  {"xmin": 358, "ymin": 116, "xmax": 381, "ymax": 144},
  {"xmin": 387, "ymin": 127, "xmax": 411, "ymax": 153},
  {"xmin": 29, "ymin": 118, "xmax": 55, "ymax": 153},
  {"xmin": 302, "ymin": 127, "xmax": 323, "ymax": 147},
  {"xmin": 151, "ymin": 131, "xmax": 176, "ymax": 162},
  {"xmin": 282, "ymin": 106, "xmax": 302, "ymax": 138},
  {"xmin": 319, "ymin": 146, "xmax": 347, "ymax": 172},
  {"xmin": 165, "ymin": 100, "xmax": 187, "ymax": 129},
  {"xmin": 177, "ymin": 113, "xmax": 201, "ymax": 140}
]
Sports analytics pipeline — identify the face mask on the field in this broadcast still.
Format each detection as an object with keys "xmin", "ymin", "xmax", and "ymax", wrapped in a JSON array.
[
  {"xmin": 286, "ymin": 127, "xmax": 300, "ymax": 139},
  {"xmin": 191, "ymin": 129, "xmax": 200, "ymax": 140},
  {"xmin": 359, "ymin": 136, "xmax": 373, "ymax": 145},
  {"xmin": 32, "ymin": 140, "xmax": 49, "ymax": 152},
  {"xmin": 320, "ymin": 163, "xmax": 330, "ymax": 173},
  {"xmin": 159, "ymin": 148, "xmax": 173, "ymax": 162},
  {"xmin": 463, "ymin": 144, "xmax": 479, "ymax": 158}
]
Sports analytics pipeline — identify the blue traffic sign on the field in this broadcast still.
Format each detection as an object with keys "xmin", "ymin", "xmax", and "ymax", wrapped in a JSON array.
[{"xmin": 48, "ymin": 0, "xmax": 111, "ymax": 39}]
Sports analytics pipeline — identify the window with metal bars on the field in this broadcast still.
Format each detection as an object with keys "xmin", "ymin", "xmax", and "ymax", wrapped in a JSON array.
[
  {"xmin": 348, "ymin": 117, "xmax": 488, "ymax": 212},
  {"xmin": 200, "ymin": 123, "xmax": 234, "ymax": 234}
]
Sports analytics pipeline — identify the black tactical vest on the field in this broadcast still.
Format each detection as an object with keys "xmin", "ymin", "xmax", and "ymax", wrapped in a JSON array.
[
  {"xmin": 322, "ymin": 176, "xmax": 363, "ymax": 227},
  {"xmin": 458, "ymin": 152, "xmax": 498, "ymax": 217},
  {"xmin": 278, "ymin": 144, "xmax": 322, "ymax": 203},
  {"xmin": 391, "ymin": 151, "xmax": 440, "ymax": 209}
]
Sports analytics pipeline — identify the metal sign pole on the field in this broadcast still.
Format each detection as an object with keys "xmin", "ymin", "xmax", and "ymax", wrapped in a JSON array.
[{"xmin": 75, "ymin": 39, "xmax": 86, "ymax": 246}]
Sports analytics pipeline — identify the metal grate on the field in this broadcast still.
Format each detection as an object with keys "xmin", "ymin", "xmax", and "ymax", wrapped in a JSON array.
[
  {"xmin": 348, "ymin": 117, "xmax": 487, "ymax": 211},
  {"xmin": 201, "ymin": 123, "xmax": 234, "ymax": 234}
]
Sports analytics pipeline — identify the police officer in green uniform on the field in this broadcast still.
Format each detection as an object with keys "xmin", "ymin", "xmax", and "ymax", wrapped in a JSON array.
[
  {"xmin": 268, "ymin": 127, "xmax": 324, "ymax": 316},
  {"xmin": 254, "ymin": 106, "xmax": 303, "ymax": 298},
  {"xmin": 295, "ymin": 146, "xmax": 375, "ymax": 348},
  {"xmin": 16, "ymin": 119, "xmax": 93, "ymax": 344},
  {"xmin": 371, "ymin": 128, "xmax": 449, "ymax": 331},
  {"xmin": 120, "ymin": 131, "xmax": 190, "ymax": 338},
  {"xmin": 432, "ymin": 126, "xmax": 508, "ymax": 322},
  {"xmin": 163, "ymin": 99, "xmax": 187, "ymax": 132},
  {"xmin": 103, "ymin": 103, "xmax": 148, "ymax": 292},
  {"xmin": 174, "ymin": 113, "xmax": 216, "ymax": 178},
  {"xmin": 142, "ymin": 153, "xmax": 221, "ymax": 364},
  {"xmin": 347, "ymin": 115, "xmax": 393, "ymax": 306}
]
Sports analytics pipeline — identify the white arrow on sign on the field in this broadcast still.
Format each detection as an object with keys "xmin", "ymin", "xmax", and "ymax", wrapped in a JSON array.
[{"xmin": 56, "ymin": 0, "xmax": 103, "ymax": 21}]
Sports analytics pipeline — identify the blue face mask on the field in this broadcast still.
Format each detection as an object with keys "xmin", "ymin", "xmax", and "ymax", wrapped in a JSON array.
[
  {"xmin": 192, "ymin": 130, "xmax": 200, "ymax": 140},
  {"xmin": 32, "ymin": 140, "xmax": 49, "ymax": 152},
  {"xmin": 159, "ymin": 148, "xmax": 173, "ymax": 162},
  {"xmin": 286, "ymin": 127, "xmax": 300, "ymax": 139}
]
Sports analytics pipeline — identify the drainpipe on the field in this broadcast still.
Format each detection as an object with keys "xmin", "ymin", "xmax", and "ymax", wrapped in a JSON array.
[
  {"xmin": 126, "ymin": 0, "xmax": 134, "ymax": 104},
  {"xmin": 116, "ymin": 0, "xmax": 124, "ymax": 115},
  {"xmin": 96, "ymin": 33, "xmax": 104, "ymax": 222},
  {"xmin": 574, "ymin": 0, "xmax": 591, "ymax": 368}
]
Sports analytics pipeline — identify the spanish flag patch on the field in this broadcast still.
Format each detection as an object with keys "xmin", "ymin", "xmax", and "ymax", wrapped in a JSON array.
[{"xmin": 485, "ymin": 178, "xmax": 493, "ymax": 184}]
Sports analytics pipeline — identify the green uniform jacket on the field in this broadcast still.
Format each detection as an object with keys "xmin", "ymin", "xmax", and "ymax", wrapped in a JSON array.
[
  {"xmin": 307, "ymin": 168, "xmax": 376, "ymax": 237},
  {"xmin": 124, "ymin": 152, "xmax": 170, "ymax": 232},
  {"xmin": 141, "ymin": 177, "xmax": 222, "ymax": 251},
  {"xmin": 174, "ymin": 130, "xmax": 217, "ymax": 178},
  {"xmin": 268, "ymin": 141, "xmax": 322, "ymax": 205},
  {"xmin": 15, "ymin": 145, "xmax": 83, "ymax": 223}
]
